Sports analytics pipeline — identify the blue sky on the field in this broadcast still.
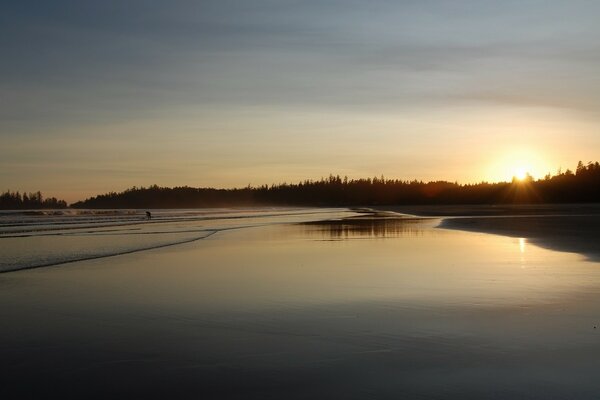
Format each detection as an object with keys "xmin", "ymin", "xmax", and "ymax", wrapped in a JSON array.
[{"xmin": 2, "ymin": 0, "xmax": 599, "ymax": 201}]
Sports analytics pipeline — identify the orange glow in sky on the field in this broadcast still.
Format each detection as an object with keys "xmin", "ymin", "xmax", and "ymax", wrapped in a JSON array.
[{"xmin": 1, "ymin": 2, "xmax": 599, "ymax": 203}]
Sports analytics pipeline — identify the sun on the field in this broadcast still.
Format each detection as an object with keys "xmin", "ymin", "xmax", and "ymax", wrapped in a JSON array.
[
  {"xmin": 485, "ymin": 148, "xmax": 551, "ymax": 183},
  {"xmin": 514, "ymin": 167, "xmax": 528, "ymax": 181}
]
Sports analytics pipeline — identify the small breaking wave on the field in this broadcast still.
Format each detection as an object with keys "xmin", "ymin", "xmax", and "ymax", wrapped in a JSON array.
[
  {"xmin": 0, "ymin": 230, "xmax": 218, "ymax": 273},
  {"xmin": 0, "ymin": 207, "xmax": 360, "ymax": 273}
]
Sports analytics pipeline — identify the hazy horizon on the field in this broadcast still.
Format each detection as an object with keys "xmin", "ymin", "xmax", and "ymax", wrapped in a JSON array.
[
  {"xmin": 2, "ymin": 1, "xmax": 600, "ymax": 203},
  {"xmin": 1, "ymin": 161, "xmax": 591, "ymax": 205}
]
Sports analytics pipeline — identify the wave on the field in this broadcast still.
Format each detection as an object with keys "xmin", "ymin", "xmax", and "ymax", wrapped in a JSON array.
[
  {"xmin": 0, "ymin": 207, "xmax": 359, "ymax": 273},
  {"xmin": 0, "ymin": 231, "xmax": 219, "ymax": 273}
]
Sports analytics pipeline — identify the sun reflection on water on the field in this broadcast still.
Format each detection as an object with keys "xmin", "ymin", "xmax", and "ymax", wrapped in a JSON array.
[
  {"xmin": 519, "ymin": 237, "xmax": 526, "ymax": 268},
  {"xmin": 519, "ymin": 237, "xmax": 526, "ymax": 253}
]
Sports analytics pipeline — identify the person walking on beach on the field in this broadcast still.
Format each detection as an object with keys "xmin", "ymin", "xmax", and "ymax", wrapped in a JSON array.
[{"xmin": 145, "ymin": 211, "xmax": 152, "ymax": 220}]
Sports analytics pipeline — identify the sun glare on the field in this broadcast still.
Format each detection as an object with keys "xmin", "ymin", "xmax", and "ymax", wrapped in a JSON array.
[
  {"xmin": 485, "ymin": 148, "xmax": 551, "ymax": 183},
  {"xmin": 514, "ymin": 167, "xmax": 527, "ymax": 181}
]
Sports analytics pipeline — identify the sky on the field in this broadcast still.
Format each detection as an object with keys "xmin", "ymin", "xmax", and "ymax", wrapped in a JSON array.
[{"xmin": 1, "ymin": 0, "xmax": 600, "ymax": 202}]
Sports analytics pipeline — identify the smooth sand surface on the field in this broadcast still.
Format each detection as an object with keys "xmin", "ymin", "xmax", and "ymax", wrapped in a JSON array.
[
  {"xmin": 2, "ymin": 214, "xmax": 600, "ymax": 399},
  {"xmin": 377, "ymin": 204, "xmax": 600, "ymax": 261},
  {"xmin": 440, "ymin": 215, "xmax": 600, "ymax": 261},
  {"xmin": 376, "ymin": 203, "xmax": 600, "ymax": 217}
]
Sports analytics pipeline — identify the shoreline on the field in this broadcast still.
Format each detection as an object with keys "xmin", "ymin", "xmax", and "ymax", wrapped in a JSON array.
[
  {"xmin": 3, "ymin": 206, "xmax": 600, "ymax": 398},
  {"xmin": 374, "ymin": 205, "xmax": 600, "ymax": 261},
  {"xmin": 373, "ymin": 203, "xmax": 600, "ymax": 217}
]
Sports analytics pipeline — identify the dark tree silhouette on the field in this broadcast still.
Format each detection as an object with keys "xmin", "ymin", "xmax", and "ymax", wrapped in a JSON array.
[
  {"xmin": 0, "ymin": 191, "xmax": 67, "ymax": 210},
  {"xmin": 70, "ymin": 161, "xmax": 600, "ymax": 209}
]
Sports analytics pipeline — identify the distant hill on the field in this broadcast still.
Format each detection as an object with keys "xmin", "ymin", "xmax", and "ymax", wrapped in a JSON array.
[{"xmin": 71, "ymin": 161, "xmax": 600, "ymax": 209}]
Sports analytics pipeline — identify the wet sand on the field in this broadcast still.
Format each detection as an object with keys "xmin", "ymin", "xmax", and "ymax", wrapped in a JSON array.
[
  {"xmin": 2, "ymin": 213, "xmax": 600, "ymax": 399},
  {"xmin": 375, "ymin": 203, "xmax": 600, "ymax": 217},
  {"xmin": 440, "ymin": 215, "xmax": 600, "ymax": 262},
  {"xmin": 377, "ymin": 204, "xmax": 600, "ymax": 261}
]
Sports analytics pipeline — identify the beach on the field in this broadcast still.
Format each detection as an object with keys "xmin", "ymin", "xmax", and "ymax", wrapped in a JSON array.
[
  {"xmin": 378, "ymin": 204, "xmax": 600, "ymax": 261},
  {"xmin": 2, "ymin": 207, "xmax": 600, "ymax": 398}
]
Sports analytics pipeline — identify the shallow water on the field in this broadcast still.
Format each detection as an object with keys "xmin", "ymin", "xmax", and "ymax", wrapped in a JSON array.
[
  {"xmin": 1, "ymin": 209, "xmax": 600, "ymax": 398},
  {"xmin": 0, "ymin": 207, "xmax": 354, "ymax": 272}
]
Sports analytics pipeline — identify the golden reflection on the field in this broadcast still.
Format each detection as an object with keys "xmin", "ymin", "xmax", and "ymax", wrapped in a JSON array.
[
  {"xmin": 301, "ymin": 217, "xmax": 433, "ymax": 239},
  {"xmin": 519, "ymin": 237, "xmax": 527, "ymax": 268},
  {"xmin": 519, "ymin": 237, "xmax": 526, "ymax": 254}
]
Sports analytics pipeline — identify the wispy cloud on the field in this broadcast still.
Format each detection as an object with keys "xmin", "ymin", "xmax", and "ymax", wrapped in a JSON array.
[{"xmin": 2, "ymin": 0, "xmax": 599, "ymax": 198}]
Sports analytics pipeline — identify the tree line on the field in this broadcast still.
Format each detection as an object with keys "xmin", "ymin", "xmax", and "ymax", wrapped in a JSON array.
[
  {"xmin": 0, "ymin": 191, "xmax": 68, "ymax": 209},
  {"xmin": 71, "ymin": 161, "xmax": 600, "ymax": 209}
]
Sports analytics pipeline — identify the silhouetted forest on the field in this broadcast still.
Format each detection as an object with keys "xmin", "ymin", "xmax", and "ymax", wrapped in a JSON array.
[
  {"xmin": 0, "ymin": 191, "xmax": 67, "ymax": 210},
  {"xmin": 71, "ymin": 161, "xmax": 600, "ymax": 209}
]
